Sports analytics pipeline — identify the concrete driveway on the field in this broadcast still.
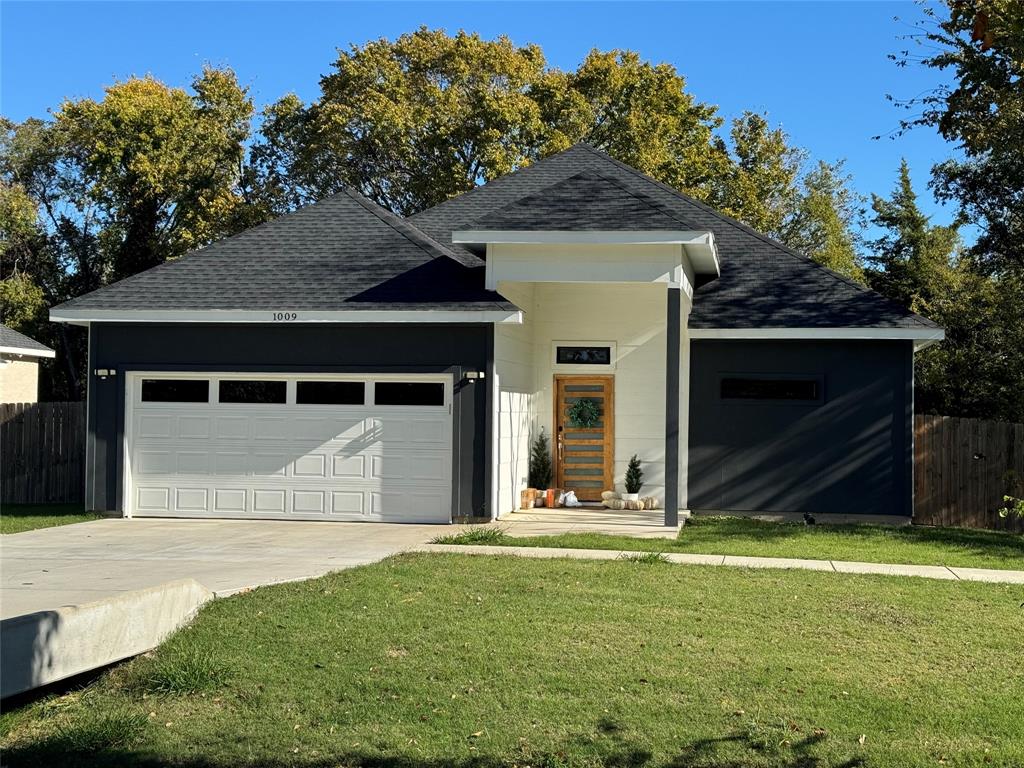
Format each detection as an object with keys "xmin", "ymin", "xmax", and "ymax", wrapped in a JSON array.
[{"xmin": 1, "ymin": 518, "xmax": 443, "ymax": 620}]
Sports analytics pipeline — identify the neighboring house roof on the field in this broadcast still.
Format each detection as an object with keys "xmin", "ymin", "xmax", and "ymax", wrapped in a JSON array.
[
  {"xmin": 412, "ymin": 144, "xmax": 938, "ymax": 330},
  {"xmin": 52, "ymin": 188, "xmax": 516, "ymax": 314},
  {"xmin": 52, "ymin": 142, "xmax": 936, "ymax": 331},
  {"xmin": 0, "ymin": 324, "xmax": 55, "ymax": 358}
]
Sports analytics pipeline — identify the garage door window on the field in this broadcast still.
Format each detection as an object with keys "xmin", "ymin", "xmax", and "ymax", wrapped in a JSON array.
[
  {"xmin": 141, "ymin": 379, "xmax": 209, "ymax": 403},
  {"xmin": 296, "ymin": 380, "xmax": 365, "ymax": 405},
  {"xmin": 374, "ymin": 381, "xmax": 445, "ymax": 406},
  {"xmin": 219, "ymin": 380, "xmax": 287, "ymax": 404}
]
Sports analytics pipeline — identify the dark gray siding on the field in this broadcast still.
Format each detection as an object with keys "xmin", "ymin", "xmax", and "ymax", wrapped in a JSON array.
[
  {"xmin": 86, "ymin": 323, "xmax": 492, "ymax": 518},
  {"xmin": 688, "ymin": 340, "xmax": 913, "ymax": 517}
]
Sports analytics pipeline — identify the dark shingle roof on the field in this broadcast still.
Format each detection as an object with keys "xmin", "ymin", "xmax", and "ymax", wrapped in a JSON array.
[
  {"xmin": 54, "ymin": 188, "xmax": 515, "ymax": 313},
  {"xmin": 55, "ymin": 143, "xmax": 936, "ymax": 330},
  {"xmin": 469, "ymin": 171, "xmax": 696, "ymax": 231},
  {"xmin": 0, "ymin": 324, "xmax": 53, "ymax": 354},
  {"xmin": 412, "ymin": 144, "xmax": 938, "ymax": 329}
]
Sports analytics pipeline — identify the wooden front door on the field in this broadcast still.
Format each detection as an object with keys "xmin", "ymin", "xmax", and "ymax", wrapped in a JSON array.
[{"xmin": 554, "ymin": 375, "xmax": 614, "ymax": 502}]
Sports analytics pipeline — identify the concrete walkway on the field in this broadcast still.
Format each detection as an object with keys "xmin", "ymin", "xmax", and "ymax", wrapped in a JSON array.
[{"xmin": 417, "ymin": 543, "xmax": 1024, "ymax": 584}]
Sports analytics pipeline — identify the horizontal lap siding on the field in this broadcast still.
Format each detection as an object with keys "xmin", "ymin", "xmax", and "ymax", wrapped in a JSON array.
[{"xmin": 87, "ymin": 323, "xmax": 491, "ymax": 518}]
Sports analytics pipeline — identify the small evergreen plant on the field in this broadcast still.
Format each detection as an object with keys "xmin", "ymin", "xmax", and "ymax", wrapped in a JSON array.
[
  {"xmin": 529, "ymin": 429, "xmax": 553, "ymax": 489},
  {"xmin": 624, "ymin": 454, "xmax": 644, "ymax": 494}
]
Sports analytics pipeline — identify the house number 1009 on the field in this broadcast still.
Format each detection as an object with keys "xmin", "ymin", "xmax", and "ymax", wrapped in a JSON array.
[{"xmin": 273, "ymin": 312, "xmax": 298, "ymax": 321}]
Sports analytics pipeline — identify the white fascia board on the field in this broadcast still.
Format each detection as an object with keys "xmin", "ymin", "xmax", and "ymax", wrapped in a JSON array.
[
  {"xmin": 682, "ymin": 232, "xmax": 720, "ymax": 276},
  {"xmin": 689, "ymin": 327, "xmax": 945, "ymax": 346},
  {"xmin": 49, "ymin": 309, "xmax": 524, "ymax": 326},
  {"xmin": 0, "ymin": 345, "xmax": 56, "ymax": 359},
  {"xmin": 453, "ymin": 229, "xmax": 713, "ymax": 247}
]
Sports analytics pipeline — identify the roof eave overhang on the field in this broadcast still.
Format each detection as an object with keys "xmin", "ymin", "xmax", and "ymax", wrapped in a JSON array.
[
  {"xmin": 452, "ymin": 229, "xmax": 721, "ymax": 276},
  {"xmin": 49, "ymin": 308, "xmax": 524, "ymax": 326},
  {"xmin": 0, "ymin": 345, "xmax": 56, "ymax": 359},
  {"xmin": 689, "ymin": 327, "xmax": 945, "ymax": 351}
]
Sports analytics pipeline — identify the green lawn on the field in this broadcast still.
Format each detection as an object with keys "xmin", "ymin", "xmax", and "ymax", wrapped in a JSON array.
[
  {"xmin": 2, "ymin": 553, "xmax": 1021, "ymax": 767},
  {"xmin": 436, "ymin": 515, "xmax": 1024, "ymax": 570},
  {"xmin": 0, "ymin": 504, "xmax": 101, "ymax": 534}
]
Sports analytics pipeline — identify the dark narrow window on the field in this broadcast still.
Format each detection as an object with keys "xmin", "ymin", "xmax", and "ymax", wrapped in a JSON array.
[
  {"xmin": 374, "ymin": 382, "xmax": 445, "ymax": 406},
  {"xmin": 720, "ymin": 376, "xmax": 821, "ymax": 402},
  {"xmin": 219, "ymin": 380, "xmax": 287, "ymax": 404},
  {"xmin": 296, "ymin": 381, "xmax": 365, "ymax": 405},
  {"xmin": 141, "ymin": 379, "xmax": 209, "ymax": 403},
  {"xmin": 556, "ymin": 346, "xmax": 612, "ymax": 365}
]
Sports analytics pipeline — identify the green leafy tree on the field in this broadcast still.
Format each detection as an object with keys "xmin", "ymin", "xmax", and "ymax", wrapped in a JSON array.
[
  {"xmin": 867, "ymin": 160, "xmax": 960, "ymax": 311},
  {"xmin": 712, "ymin": 111, "xmax": 804, "ymax": 236},
  {"xmin": 624, "ymin": 454, "xmax": 644, "ymax": 495},
  {"xmin": 1, "ymin": 68, "xmax": 259, "ymax": 397},
  {"xmin": 868, "ymin": 161, "xmax": 1023, "ymax": 421},
  {"xmin": 893, "ymin": 0, "xmax": 1024, "ymax": 273},
  {"xmin": 779, "ymin": 160, "xmax": 865, "ymax": 282}
]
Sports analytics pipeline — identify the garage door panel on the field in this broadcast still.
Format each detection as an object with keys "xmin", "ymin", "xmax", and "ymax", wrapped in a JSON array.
[
  {"xmin": 253, "ymin": 417, "xmax": 291, "ymax": 440},
  {"xmin": 215, "ymin": 417, "xmax": 250, "ymax": 440},
  {"xmin": 253, "ymin": 489, "xmax": 287, "ymax": 514},
  {"xmin": 213, "ymin": 488, "xmax": 247, "ymax": 513},
  {"xmin": 331, "ymin": 455, "xmax": 366, "ymax": 479},
  {"xmin": 129, "ymin": 374, "xmax": 453, "ymax": 523},
  {"xmin": 178, "ymin": 416, "xmax": 211, "ymax": 439},
  {"xmin": 174, "ymin": 487, "xmax": 209, "ymax": 512}
]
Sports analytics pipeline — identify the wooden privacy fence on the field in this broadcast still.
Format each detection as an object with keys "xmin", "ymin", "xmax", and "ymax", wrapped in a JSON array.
[
  {"xmin": 914, "ymin": 414, "xmax": 1024, "ymax": 533},
  {"xmin": 1, "ymin": 402, "xmax": 85, "ymax": 504}
]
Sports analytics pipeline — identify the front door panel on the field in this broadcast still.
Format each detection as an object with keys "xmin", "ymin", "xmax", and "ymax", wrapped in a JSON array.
[{"xmin": 554, "ymin": 376, "xmax": 614, "ymax": 501}]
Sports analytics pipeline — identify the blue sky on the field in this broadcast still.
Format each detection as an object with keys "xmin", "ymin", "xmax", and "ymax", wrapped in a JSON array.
[{"xmin": 2, "ymin": 1, "xmax": 958, "ymax": 232}]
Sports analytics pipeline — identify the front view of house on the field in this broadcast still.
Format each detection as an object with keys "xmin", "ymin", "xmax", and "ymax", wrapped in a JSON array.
[{"xmin": 51, "ymin": 145, "xmax": 943, "ymax": 526}]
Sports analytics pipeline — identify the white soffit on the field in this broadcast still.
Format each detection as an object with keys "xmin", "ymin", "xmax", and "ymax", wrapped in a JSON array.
[
  {"xmin": 0, "ymin": 345, "xmax": 56, "ymax": 359},
  {"xmin": 49, "ymin": 309, "xmax": 524, "ymax": 326},
  {"xmin": 453, "ymin": 229, "xmax": 721, "ymax": 276},
  {"xmin": 689, "ymin": 327, "xmax": 945, "ymax": 350}
]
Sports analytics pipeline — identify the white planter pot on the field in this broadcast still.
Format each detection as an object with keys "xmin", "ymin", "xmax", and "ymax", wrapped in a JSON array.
[{"xmin": 621, "ymin": 492, "xmax": 640, "ymax": 502}]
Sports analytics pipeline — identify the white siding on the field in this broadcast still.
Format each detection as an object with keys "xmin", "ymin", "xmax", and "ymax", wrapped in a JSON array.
[
  {"xmin": 494, "ymin": 282, "xmax": 673, "ymax": 515},
  {"xmin": 494, "ymin": 283, "xmax": 536, "ymax": 516}
]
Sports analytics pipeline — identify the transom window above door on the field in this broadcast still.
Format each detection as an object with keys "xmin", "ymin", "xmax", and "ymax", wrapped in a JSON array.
[{"xmin": 552, "ymin": 341, "xmax": 616, "ymax": 370}]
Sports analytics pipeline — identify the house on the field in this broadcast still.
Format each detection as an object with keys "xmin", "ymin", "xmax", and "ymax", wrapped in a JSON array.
[
  {"xmin": 49, "ymin": 144, "xmax": 943, "ymax": 526},
  {"xmin": 0, "ymin": 324, "xmax": 55, "ymax": 404}
]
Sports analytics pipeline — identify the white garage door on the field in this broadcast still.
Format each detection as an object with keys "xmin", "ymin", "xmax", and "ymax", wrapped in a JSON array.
[{"xmin": 125, "ymin": 373, "xmax": 453, "ymax": 523}]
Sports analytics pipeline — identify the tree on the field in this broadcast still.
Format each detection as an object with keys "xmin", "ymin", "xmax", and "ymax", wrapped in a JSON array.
[
  {"xmin": 867, "ymin": 161, "xmax": 1023, "ymax": 422},
  {"xmin": 1, "ymin": 68, "xmax": 258, "ymax": 398},
  {"xmin": 778, "ymin": 160, "xmax": 865, "ymax": 282},
  {"xmin": 252, "ymin": 30, "xmax": 736, "ymax": 216},
  {"xmin": 892, "ymin": 0, "xmax": 1024, "ymax": 273},
  {"xmin": 254, "ymin": 28, "xmax": 551, "ymax": 216},
  {"xmin": 711, "ymin": 111, "xmax": 803, "ymax": 236},
  {"xmin": 866, "ymin": 159, "xmax": 959, "ymax": 310}
]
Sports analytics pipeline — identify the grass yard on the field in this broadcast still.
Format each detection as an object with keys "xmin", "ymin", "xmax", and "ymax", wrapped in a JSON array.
[
  {"xmin": 437, "ymin": 515, "xmax": 1024, "ymax": 570},
  {"xmin": 2, "ymin": 553, "xmax": 1021, "ymax": 767},
  {"xmin": 0, "ymin": 504, "xmax": 101, "ymax": 534}
]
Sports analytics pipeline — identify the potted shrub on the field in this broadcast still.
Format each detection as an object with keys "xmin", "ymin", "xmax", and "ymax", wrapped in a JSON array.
[
  {"xmin": 529, "ymin": 429, "xmax": 553, "ymax": 507},
  {"xmin": 622, "ymin": 454, "xmax": 643, "ymax": 502}
]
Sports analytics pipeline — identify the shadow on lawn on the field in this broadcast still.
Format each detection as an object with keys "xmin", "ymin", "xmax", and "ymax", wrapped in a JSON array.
[{"xmin": 6, "ymin": 730, "xmax": 865, "ymax": 768}]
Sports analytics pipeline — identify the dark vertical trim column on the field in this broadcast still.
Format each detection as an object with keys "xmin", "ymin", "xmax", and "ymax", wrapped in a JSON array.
[{"xmin": 664, "ymin": 287, "xmax": 681, "ymax": 527}]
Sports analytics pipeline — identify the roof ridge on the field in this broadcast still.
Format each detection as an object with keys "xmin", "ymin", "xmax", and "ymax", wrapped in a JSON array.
[
  {"xmin": 590, "ymin": 169, "xmax": 696, "ymax": 231},
  {"xmin": 577, "ymin": 144, "xmax": 936, "ymax": 328},
  {"xmin": 337, "ymin": 187, "xmax": 476, "ymax": 266},
  {"xmin": 409, "ymin": 143, "xmax": 594, "ymax": 221}
]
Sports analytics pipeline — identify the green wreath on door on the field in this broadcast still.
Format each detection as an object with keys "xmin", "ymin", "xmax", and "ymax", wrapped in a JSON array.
[{"xmin": 567, "ymin": 397, "xmax": 601, "ymax": 428}]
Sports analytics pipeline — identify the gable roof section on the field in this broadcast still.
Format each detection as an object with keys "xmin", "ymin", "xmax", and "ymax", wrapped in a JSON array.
[
  {"xmin": 470, "ymin": 170, "xmax": 696, "ymax": 231},
  {"xmin": 411, "ymin": 144, "xmax": 938, "ymax": 330},
  {"xmin": 0, "ymin": 324, "xmax": 55, "ymax": 358},
  {"xmin": 52, "ymin": 187, "xmax": 516, "ymax": 316}
]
